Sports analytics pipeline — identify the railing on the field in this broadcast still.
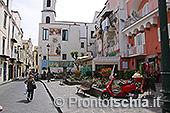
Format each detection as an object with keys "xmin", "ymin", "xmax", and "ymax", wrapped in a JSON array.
[
  {"xmin": 4, "ymin": 49, "xmax": 10, "ymax": 57},
  {"xmin": 124, "ymin": 0, "xmax": 158, "ymax": 28},
  {"xmin": 127, "ymin": 45, "xmax": 146, "ymax": 56},
  {"xmin": 127, "ymin": 46, "xmax": 134, "ymax": 55},
  {"xmin": 136, "ymin": 45, "xmax": 144, "ymax": 54}
]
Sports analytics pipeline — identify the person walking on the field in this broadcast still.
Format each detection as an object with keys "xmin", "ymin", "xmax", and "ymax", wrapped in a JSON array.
[
  {"xmin": 24, "ymin": 75, "xmax": 36, "ymax": 102},
  {"xmin": 47, "ymin": 67, "xmax": 51, "ymax": 82}
]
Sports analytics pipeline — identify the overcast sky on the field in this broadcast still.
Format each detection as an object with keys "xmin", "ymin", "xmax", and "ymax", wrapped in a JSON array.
[{"xmin": 12, "ymin": 0, "xmax": 106, "ymax": 47}]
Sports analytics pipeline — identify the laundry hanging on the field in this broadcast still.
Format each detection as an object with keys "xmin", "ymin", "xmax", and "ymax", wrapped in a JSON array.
[{"xmin": 102, "ymin": 17, "xmax": 110, "ymax": 31}]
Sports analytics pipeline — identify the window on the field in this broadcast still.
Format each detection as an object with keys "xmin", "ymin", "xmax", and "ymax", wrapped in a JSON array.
[
  {"xmin": 143, "ymin": 3, "xmax": 149, "ymax": 16},
  {"xmin": 43, "ymin": 56, "xmax": 46, "ymax": 60},
  {"xmin": 3, "ymin": 11, "xmax": 7, "ymax": 28},
  {"xmin": 107, "ymin": 2, "xmax": 110, "ymax": 10},
  {"xmin": 36, "ymin": 53, "xmax": 38, "ymax": 65},
  {"xmin": 11, "ymin": 45, "xmax": 13, "ymax": 57},
  {"xmin": 62, "ymin": 54, "xmax": 67, "ymax": 60},
  {"xmin": 46, "ymin": 16, "xmax": 50, "ymax": 23},
  {"xmin": 122, "ymin": 61, "xmax": 128, "ymax": 69},
  {"xmin": 2, "ymin": 39, "xmax": 5, "ymax": 54},
  {"xmin": 134, "ymin": 33, "xmax": 145, "ymax": 46},
  {"xmin": 7, "ymin": 0, "xmax": 9, "ymax": 7},
  {"xmin": 47, "ymin": 0, "xmax": 51, "ymax": 7},
  {"xmin": 23, "ymin": 45, "xmax": 25, "ymax": 50},
  {"xmin": 158, "ymin": 24, "xmax": 170, "ymax": 42},
  {"xmin": 91, "ymin": 31, "xmax": 95, "ymax": 38},
  {"xmin": 62, "ymin": 30, "xmax": 68, "ymax": 41},
  {"xmin": 81, "ymin": 42, "xmax": 84, "ymax": 48},
  {"xmin": 26, "ymin": 58, "xmax": 27, "ymax": 64},
  {"xmin": 43, "ymin": 29, "xmax": 49, "ymax": 40},
  {"xmin": 12, "ymin": 25, "xmax": 14, "ymax": 38},
  {"xmin": 14, "ymin": 48, "xmax": 17, "ymax": 53}
]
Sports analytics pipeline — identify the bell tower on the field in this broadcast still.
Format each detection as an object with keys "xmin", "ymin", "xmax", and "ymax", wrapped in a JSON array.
[{"xmin": 41, "ymin": 0, "xmax": 56, "ymax": 23}]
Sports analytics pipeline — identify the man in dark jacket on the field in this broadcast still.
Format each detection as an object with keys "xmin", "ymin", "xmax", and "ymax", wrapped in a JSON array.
[
  {"xmin": 47, "ymin": 67, "xmax": 51, "ymax": 82},
  {"xmin": 24, "ymin": 75, "xmax": 35, "ymax": 102}
]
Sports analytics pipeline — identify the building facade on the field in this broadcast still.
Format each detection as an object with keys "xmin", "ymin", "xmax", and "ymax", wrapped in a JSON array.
[
  {"xmin": 93, "ymin": 0, "xmax": 126, "ymax": 71},
  {"xmin": 21, "ymin": 38, "xmax": 34, "ymax": 76},
  {"xmin": 120, "ymin": 0, "xmax": 170, "ymax": 71},
  {"xmin": 0, "ymin": 0, "xmax": 24, "ymax": 83},
  {"xmin": 33, "ymin": 46, "xmax": 38, "ymax": 73},
  {"xmin": 38, "ymin": 0, "xmax": 96, "ymax": 74}
]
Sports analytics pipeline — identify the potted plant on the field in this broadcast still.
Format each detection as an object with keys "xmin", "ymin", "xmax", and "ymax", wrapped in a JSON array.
[
  {"xmin": 74, "ymin": 70, "xmax": 81, "ymax": 76},
  {"xmin": 99, "ymin": 67, "xmax": 112, "ymax": 78}
]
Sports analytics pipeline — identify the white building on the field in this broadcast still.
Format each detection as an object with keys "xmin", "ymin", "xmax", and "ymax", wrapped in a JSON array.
[
  {"xmin": 0, "ymin": 0, "xmax": 23, "ymax": 83},
  {"xmin": 38, "ymin": 0, "xmax": 96, "ymax": 74}
]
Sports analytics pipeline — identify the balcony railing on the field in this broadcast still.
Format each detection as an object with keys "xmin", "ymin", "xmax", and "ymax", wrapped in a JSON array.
[
  {"xmin": 127, "ymin": 45, "xmax": 146, "ymax": 57},
  {"xmin": 124, "ymin": 0, "xmax": 158, "ymax": 28}
]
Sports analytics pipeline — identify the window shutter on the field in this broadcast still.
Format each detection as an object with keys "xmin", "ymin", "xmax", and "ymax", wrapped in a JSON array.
[
  {"xmin": 134, "ymin": 36, "xmax": 137, "ymax": 47},
  {"xmin": 158, "ymin": 28, "xmax": 160, "ymax": 42},
  {"xmin": 142, "ymin": 33, "xmax": 145, "ymax": 44}
]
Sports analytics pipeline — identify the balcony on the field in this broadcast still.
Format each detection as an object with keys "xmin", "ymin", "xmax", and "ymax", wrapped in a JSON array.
[
  {"xmin": 17, "ymin": 58, "xmax": 23, "ymax": 64},
  {"xmin": 11, "ymin": 37, "xmax": 18, "ymax": 43},
  {"xmin": 0, "ymin": 49, "xmax": 10, "ymax": 58},
  {"xmin": 122, "ymin": 0, "xmax": 159, "ymax": 34},
  {"xmin": 10, "ymin": 52, "xmax": 17, "ymax": 60},
  {"xmin": 127, "ymin": 45, "xmax": 146, "ymax": 57}
]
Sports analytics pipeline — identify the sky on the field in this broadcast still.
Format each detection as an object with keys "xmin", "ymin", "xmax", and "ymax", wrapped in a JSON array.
[{"xmin": 12, "ymin": 0, "xmax": 106, "ymax": 47}]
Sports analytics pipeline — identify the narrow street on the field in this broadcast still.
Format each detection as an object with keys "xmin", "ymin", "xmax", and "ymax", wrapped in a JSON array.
[{"xmin": 0, "ymin": 80, "xmax": 57, "ymax": 113}]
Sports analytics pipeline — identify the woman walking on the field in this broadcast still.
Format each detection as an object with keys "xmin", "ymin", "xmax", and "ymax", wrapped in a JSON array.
[{"xmin": 24, "ymin": 75, "xmax": 36, "ymax": 102}]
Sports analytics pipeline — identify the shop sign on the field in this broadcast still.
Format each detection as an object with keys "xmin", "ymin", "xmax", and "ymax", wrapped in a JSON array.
[
  {"xmin": 49, "ymin": 61, "xmax": 74, "ymax": 68},
  {"xmin": 42, "ymin": 60, "xmax": 47, "ymax": 68}
]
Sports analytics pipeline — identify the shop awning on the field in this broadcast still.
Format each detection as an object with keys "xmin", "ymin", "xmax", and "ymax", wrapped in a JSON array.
[
  {"xmin": 93, "ymin": 56, "xmax": 119, "ymax": 64},
  {"xmin": 77, "ymin": 56, "xmax": 92, "ymax": 62},
  {"xmin": 146, "ymin": 55, "xmax": 157, "ymax": 59}
]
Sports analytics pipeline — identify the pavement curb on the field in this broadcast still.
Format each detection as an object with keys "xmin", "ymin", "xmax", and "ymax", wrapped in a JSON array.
[
  {"xmin": 40, "ymin": 80, "xmax": 63, "ymax": 113},
  {"xmin": 0, "ymin": 78, "xmax": 26, "ymax": 86}
]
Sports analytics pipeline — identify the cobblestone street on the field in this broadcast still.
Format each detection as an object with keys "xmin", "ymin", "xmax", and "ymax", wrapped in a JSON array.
[
  {"xmin": 0, "ymin": 80, "xmax": 57, "ymax": 113},
  {"xmin": 43, "ymin": 80, "xmax": 162, "ymax": 113}
]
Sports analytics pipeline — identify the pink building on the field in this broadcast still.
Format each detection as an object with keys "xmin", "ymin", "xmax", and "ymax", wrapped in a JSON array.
[{"xmin": 120, "ymin": 0, "xmax": 170, "ymax": 71}]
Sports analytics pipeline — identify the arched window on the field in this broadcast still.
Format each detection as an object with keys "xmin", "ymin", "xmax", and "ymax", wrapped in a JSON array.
[
  {"xmin": 46, "ymin": 16, "xmax": 50, "ymax": 23},
  {"xmin": 47, "ymin": 0, "xmax": 51, "ymax": 7},
  {"xmin": 142, "ymin": 3, "xmax": 149, "ymax": 16}
]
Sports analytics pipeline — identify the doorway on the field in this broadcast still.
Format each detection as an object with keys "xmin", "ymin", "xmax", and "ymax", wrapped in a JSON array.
[{"xmin": 3, "ymin": 62, "xmax": 7, "ymax": 81}]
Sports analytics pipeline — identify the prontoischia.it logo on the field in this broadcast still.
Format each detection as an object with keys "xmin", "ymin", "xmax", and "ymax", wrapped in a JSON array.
[{"xmin": 54, "ymin": 96, "xmax": 161, "ymax": 108}]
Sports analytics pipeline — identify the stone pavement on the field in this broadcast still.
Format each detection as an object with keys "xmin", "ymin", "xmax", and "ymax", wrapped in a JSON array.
[
  {"xmin": 0, "ymin": 80, "xmax": 57, "ymax": 113},
  {"xmin": 42, "ymin": 80, "xmax": 162, "ymax": 113}
]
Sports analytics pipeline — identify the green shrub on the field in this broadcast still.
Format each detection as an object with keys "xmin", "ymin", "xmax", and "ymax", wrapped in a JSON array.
[
  {"xmin": 86, "ymin": 71, "xmax": 92, "ymax": 78},
  {"xmin": 117, "ymin": 69, "xmax": 138, "ymax": 80},
  {"xmin": 93, "ymin": 71, "xmax": 99, "ymax": 78}
]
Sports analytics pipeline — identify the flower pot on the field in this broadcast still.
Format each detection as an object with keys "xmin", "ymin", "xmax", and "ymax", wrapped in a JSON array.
[
  {"xmin": 75, "ymin": 73, "xmax": 81, "ymax": 75},
  {"xmin": 134, "ymin": 78, "xmax": 143, "ymax": 83},
  {"xmin": 102, "ymin": 73, "xmax": 110, "ymax": 78}
]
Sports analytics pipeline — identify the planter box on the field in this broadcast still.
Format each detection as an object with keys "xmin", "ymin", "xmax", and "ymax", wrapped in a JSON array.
[
  {"xmin": 83, "ymin": 87, "xmax": 102, "ymax": 98},
  {"xmin": 63, "ymin": 79, "xmax": 81, "ymax": 85}
]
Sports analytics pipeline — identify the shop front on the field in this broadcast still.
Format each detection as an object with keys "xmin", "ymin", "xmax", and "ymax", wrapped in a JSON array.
[{"xmin": 92, "ymin": 56, "xmax": 119, "ymax": 72}]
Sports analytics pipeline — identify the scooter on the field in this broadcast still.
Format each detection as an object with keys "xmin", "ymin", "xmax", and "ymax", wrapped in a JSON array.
[{"xmin": 101, "ymin": 66, "xmax": 142, "ymax": 99}]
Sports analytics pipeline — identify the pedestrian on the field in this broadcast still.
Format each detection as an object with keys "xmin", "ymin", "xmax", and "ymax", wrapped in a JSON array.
[
  {"xmin": 24, "ymin": 75, "xmax": 36, "ymax": 102},
  {"xmin": 47, "ymin": 67, "xmax": 51, "ymax": 82}
]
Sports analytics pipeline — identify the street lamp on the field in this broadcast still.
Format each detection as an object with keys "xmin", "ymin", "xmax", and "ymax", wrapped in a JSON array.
[
  {"xmin": 158, "ymin": 0, "xmax": 170, "ymax": 112},
  {"xmin": 47, "ymin": 43, "xmax": 50, "ymax": 68},
  {"xmin": 47, "ymin": 43, "xmax": 50, "ymax": 82}
]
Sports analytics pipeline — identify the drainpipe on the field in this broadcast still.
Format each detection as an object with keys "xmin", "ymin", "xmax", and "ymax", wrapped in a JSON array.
[{"xmin": 158, "ymin": 0, "xmax": 170, "ymax": 112}]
